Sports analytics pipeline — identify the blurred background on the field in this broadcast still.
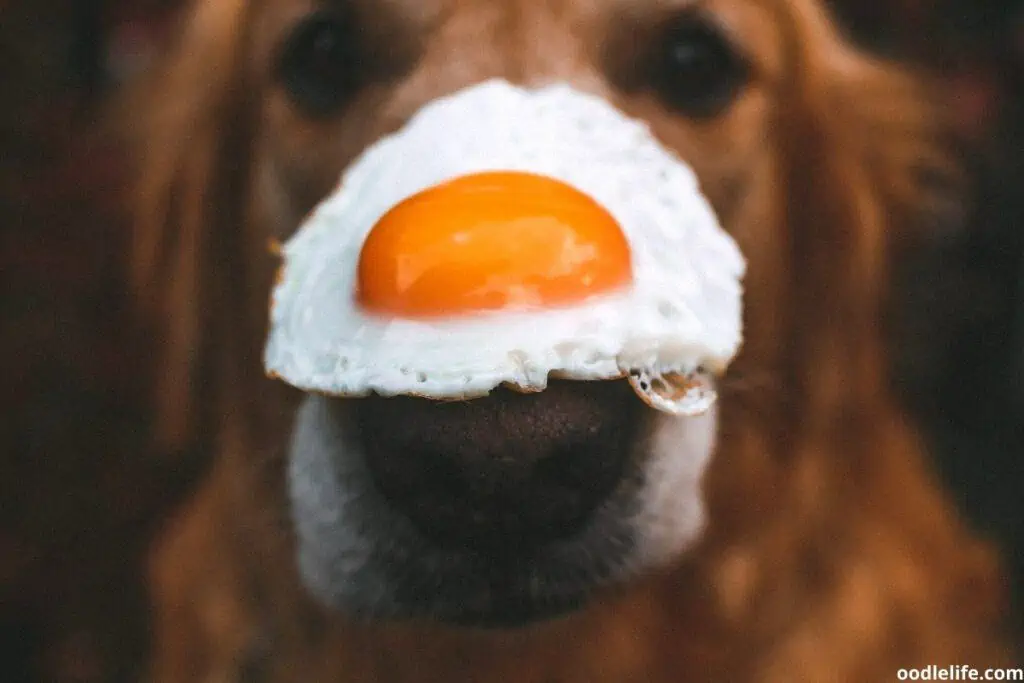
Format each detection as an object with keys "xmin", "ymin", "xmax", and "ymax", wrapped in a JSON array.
[{"xmin": 1, "ymin": 0, "xmax": 1022, "ymax": 680}]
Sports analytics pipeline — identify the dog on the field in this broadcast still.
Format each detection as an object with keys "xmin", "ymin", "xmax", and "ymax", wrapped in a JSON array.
[{"xmin": 130, "ymin": 0, "xmax": 1017, "ymax": 680}]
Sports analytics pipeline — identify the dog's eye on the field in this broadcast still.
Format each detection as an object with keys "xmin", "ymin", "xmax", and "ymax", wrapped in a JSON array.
[
  {"xmin": 650, "ymin": 13, "xmax": 749, "ymax": 119},
  {"xmin": 278, "ymin": 11, "xmax": 365, "ymax": 117}
]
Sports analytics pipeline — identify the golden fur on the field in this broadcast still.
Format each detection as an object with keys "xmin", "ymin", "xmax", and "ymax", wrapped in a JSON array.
[{"xmin": 131, "ymin": 0, "xmax": 1016, "ymax": 680}]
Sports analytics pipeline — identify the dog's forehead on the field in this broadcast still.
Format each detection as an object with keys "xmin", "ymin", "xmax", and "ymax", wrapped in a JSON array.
[
  {"xmin": 358, "ymin": 0, "xmax": 701, "ymax": 20},
  {"xmin": 256, "ymin": 0, "xmax": 777, "ymax": 35},
  {"xmin": 255, "ymin": 0, "xmax": 784, "ymax": 79},
  {"xmin": 254, "ymin": 0, "xmax": 693, "ymax": 31},
  {"xmin": 375, "ymin": 0, "xmax": 696, "ymax": 19}
]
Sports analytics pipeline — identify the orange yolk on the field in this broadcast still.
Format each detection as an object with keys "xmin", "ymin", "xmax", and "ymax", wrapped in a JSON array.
[{"xmin": 355, "ymin": 171, "xmax": 633, "ymax": 318}]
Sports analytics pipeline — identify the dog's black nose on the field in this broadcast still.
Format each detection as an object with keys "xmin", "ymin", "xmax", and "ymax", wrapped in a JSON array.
[{"xmin": 353, "ymin": 380, "xmax": 644, "ymax": 557}]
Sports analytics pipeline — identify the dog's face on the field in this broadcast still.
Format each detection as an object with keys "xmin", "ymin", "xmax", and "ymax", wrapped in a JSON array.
[{"xmin": 137, "ymin": 0, "xmax": 936, "ymax": 629}]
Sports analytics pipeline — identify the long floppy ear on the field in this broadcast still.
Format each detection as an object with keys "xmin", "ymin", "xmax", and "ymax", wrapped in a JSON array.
[
  {"xmin": 131, "ymin": 0, "xmax": 257, "ymax": 458},
  {"xmin": 776, "ymin": 0, "xmax": 953, "ymax": 427},
  {"xmin": 704, "ymin": 6, "xmax": 1011, "ymax": 657}
]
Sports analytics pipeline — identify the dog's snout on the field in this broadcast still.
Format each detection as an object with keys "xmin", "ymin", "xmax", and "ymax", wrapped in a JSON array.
[{"xmin": 353, "ymin": 380, "xmax": 644, "ymax": 557}]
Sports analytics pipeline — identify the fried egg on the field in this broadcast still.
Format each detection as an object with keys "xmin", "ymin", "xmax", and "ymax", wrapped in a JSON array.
[{"xmin": 263, "ymin": 80, "xmax": 745, "ymax": 414}]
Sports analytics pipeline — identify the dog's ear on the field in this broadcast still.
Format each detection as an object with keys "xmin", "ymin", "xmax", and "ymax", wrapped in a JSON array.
[
  {"xmin": 776, "ymin": 0, "xmax": 952, "ymax": 423},
  {"xmin": 131, "ymin": 0, "xmax": 257, "ymax": 457}
]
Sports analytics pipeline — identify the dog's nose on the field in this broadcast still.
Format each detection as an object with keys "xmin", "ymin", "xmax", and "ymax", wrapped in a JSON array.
[{"xmin": 353, "ymin": 380, "xmax": 644, "ymax": 557}]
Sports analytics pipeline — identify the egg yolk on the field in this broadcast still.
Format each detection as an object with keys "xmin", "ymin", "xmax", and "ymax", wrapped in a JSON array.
[{"xmin": 355, "ymin": 171, "xmax": 633, "ymax": 318}]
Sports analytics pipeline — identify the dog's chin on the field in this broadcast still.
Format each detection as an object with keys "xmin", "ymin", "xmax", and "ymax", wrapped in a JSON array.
[
  {"xmin": 428, "ymin": 582, "xmax": 588, "ymax": 630},
  {"xmin": 440, "ymin": 593, "xmax": 585, "ymax": 626},
  {"xmin": 286, "ymin": 384, "xmax": 717, "ymax": 628}
]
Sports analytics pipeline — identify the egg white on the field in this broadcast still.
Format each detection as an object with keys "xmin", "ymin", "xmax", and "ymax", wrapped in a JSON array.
[{"xmin": 264, "ymin": 80, "xmax": 745, "ymax": 400}]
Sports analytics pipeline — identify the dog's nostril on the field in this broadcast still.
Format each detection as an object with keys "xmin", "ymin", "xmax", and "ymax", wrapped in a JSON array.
[
  {"xmin": 533, "ymin": 447, "xmax": 596, "ymax": 499},
  {"xmin": 544, "ymin": 443, "xmax": 591, "ymax": 479},
  {"xmin": 370, "ymin": 448, "xmax": 464, "ymax": 509},
  {"xmin": 418, "ymin": 454, "xmax": 466, "ymax": 499}
]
